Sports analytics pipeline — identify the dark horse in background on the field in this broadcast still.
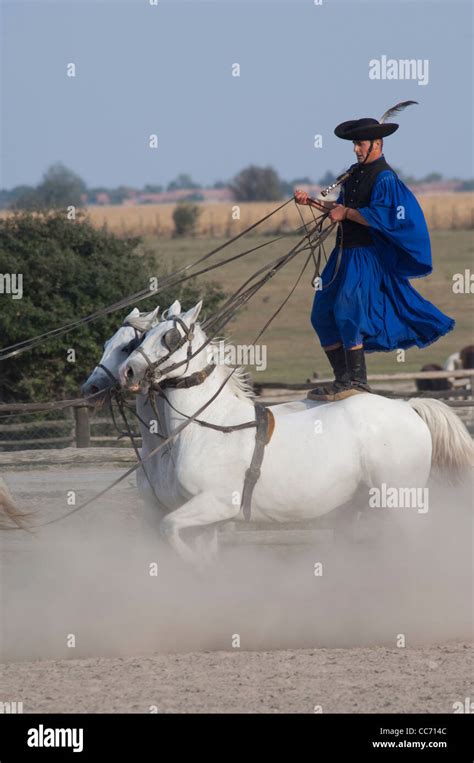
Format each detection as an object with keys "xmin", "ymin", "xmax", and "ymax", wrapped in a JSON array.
[{"xmin": 416, "ymin": 345, "xmax": 474, "ymax": 392}]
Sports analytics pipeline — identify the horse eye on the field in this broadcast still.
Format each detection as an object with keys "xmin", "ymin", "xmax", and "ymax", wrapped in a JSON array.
[
  {"xmin": 162, "ymin": 327, "xmax": 181, "ymax": 351},
  {"xmin": 122, "ymin": 337, "xmax": 140, "ymax": 354}
]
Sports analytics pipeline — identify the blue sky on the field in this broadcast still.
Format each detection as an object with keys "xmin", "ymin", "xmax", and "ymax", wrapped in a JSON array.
[{"xmin": 1, "ymin": 0, "xmax": 472, "ymax": 190}]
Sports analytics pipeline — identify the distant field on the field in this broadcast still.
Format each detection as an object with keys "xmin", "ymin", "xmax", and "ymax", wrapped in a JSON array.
[
  {"xmin": 1, "ymin": 200, "xmax": 470, "ymax": 382},
  {"xmin": 135, "ymin": 229, "xmax": 472, "ymax": 383},
  {"xmin": 60, "ymin": 193, "xmax": 474, "ymax": 237}
]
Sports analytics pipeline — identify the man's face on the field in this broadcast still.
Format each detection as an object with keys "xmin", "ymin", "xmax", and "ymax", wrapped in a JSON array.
[
  {"xmin": 353, "ymin": 140, "xmax": 371, "ymax": 161},
  {"xmin": 353, "ymin": 139, "xmax": 381, "ymax": 163}
]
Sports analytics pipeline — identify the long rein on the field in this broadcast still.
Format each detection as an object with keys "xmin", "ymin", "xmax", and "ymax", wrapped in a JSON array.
[
  {"xmin": 11, "ymin": 226, "xmax": 317, "ymax": 530},
  {"xmin": 3, "ymin": 203, "xmax": 338, "ymax": 529}
]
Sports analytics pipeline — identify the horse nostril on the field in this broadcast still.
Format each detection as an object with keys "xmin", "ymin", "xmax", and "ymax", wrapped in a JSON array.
[
  {"xmin": 126, "ymin": 367, "xmax": 134, "ymax": 381},
  {"xmin": 90, "ymin": 385, "xmax": 99, "ymax": 394}
]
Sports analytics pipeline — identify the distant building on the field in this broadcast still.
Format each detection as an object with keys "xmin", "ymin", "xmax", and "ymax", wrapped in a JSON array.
[
  {"xmin": 80, "ymin": 179, "xmax": 469, "ymax": 208},
  {"xmin": 123, "ymin": 187, "xmax": 235, "ymax": 205},
  {"xmin": 95, "ymin": 192, "xmax": 111, "ymax": 205},
  {"xmin": 408, "ymin": 180, "xmax": 465, "ymax": 194}
]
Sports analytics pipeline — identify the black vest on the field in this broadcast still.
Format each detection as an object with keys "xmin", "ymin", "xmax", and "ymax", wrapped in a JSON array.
[{"xmin": 336, "ymin": 155, "xmax": 394, "ymax": 248}]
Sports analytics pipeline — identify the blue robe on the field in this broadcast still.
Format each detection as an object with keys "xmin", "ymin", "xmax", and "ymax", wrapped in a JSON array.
[{"xmin": 310, "ymin": 169, "xmax": 455, "ymax": 352}]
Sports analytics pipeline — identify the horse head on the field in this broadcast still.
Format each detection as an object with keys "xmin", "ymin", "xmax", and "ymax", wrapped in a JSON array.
[
  {"xmin": 81, "ymin": 305, "xmax": 160, "ymax": 404},
  {"xmin": 120, "ymin": 300, "xmax": 204, "ymax": 393}
]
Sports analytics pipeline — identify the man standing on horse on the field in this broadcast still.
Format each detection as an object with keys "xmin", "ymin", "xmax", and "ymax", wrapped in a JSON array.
[{"xmin": 295, "ymin": 103, "xmax": 455, "ymax": 401}]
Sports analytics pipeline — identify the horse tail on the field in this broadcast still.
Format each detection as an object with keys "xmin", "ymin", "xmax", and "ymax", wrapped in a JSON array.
[
  {"xmin": 408, "ymin": 398, "xmax": 473, "ymax": 483},
  {"xmin": 0, "ymin": 477, "xmax": 32, "ymax": 530}
]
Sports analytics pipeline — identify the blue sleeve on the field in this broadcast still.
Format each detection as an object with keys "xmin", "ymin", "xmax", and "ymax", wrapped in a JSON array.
[{"xmin": 358, "ymin": 171, "xmax": 433, "ymax": 278}]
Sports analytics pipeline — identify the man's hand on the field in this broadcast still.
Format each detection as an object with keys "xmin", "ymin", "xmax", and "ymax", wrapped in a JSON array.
[
  {"xmin": 294, "ymin": 189, "xmax": 309, "ymax": 205},
  {"xmin": 329, "ymin": 204, "xmax": 348, "ymax": 222},
  {"xmin": 295, "ymin": 190, "xmax": 340, "ymax": 213}
]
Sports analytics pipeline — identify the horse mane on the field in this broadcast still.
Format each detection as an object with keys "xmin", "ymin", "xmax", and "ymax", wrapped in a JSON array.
[{"xmin": 208, "ymin": 335, "xmax": 255, "ymax": 401}]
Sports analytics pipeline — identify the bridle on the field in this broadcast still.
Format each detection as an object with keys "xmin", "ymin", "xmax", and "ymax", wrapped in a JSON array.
[
  {"xmin": 133, "ymin": 316, "xmax": 199, "ymax": 383},
  {"xmin": 127, "ymin": 316, "xmax": 265, "ymax": 435},
  {"xmin": 96, "ymin": 323, "xmax": 142, "ymax": 386}
]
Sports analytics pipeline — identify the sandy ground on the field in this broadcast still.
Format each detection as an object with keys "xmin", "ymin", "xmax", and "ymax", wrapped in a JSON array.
[
  {"xmin": 1, "ymin": 463, "xmax": 472, "ymax": 714},
  {"xmin": 1, "ymin": 644, "xmax": 472, "ymax": 714}
]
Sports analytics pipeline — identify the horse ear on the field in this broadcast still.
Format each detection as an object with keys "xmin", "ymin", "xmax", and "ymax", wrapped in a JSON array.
[
  {"xmin": 126, "ymin": 306, "xmax": 160, "ymax": 332},
  {"xmin": 141, "ymin": 305, "xmax": 160, "ymax": 327},
  {"xmin": 183, "ymin": 300, "xmax": 203, "ymax": 326},
  {"xmin": 151, "ymin": 305, "xmax": 161, "ymax": 326},
  {"xmin": 167, "ymin": 300, "xmax": 181, "ymax": 317},
  {"xmin": 124, "ymin": 307, "xmax": 140, "ymax": 323}
]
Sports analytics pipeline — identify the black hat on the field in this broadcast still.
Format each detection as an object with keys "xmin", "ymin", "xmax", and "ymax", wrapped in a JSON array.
[
  {"xmin": 334, "ymin": 118, "xmax": 398, "ymax": 141},
  {"xmin": 334, "ymin": 101, "xmax": 418, "ymax": 141}
]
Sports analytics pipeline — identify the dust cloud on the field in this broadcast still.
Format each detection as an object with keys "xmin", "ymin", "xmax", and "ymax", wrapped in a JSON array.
[{"xmin": 0, "ymin": 472, "xmax": 472, "ymax": 663}]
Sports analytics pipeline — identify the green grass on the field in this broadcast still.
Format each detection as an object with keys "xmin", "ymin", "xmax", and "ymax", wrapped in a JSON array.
[{"xmin": 140, "ymin": 230, "xmax": 473, "ymax": 383}]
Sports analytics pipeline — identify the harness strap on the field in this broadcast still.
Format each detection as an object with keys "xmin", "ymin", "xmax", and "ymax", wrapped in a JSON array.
[
  {"xmin": 135, "ymin": 345, "xmax": 156, "ymax": 369},
  {"xmin": 97, "ymin": 363, "xmax": 119, "ymax": 385},
  {"xmin": 241, "ymin": 404, "xmax": 275, "ymax": 522},
  {"xmin": 97, "ymin": 327, "xmax": 142, "ymax": 384},
  {"xmin": 153, "ymin": 382, "xmax": 259, "ymax": 433},
  {"xmin": 114, "ymin": 393, "xmax": 161, "ymax": 500},
  {"xmin": 157, "ymin": 362, "xmax": 216, "ymax": 390}
]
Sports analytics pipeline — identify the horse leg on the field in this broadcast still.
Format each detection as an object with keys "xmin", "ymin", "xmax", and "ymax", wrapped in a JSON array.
[
  {"xmin": 194, "ymin": 525, "xmax": 219, "ymax": 565},
  {"xmin": 160, "ymin": 492, "xmax": 236, "ymax": 565},
  {"xmin": 331, "ymin": 484, "xmax": 368, "ymax": 546}
]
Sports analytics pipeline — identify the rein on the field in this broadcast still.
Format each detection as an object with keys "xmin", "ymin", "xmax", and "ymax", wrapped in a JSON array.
[
  {"xmin": 3, "ymin": 204, "xmax": 327, "ymax": 530},
  {"xmin": 0, "ymin": 199, "xmax": 297, "ymax": 362}
]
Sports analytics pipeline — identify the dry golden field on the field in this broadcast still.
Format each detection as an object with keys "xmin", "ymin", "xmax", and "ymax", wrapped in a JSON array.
[
  {"xmin": 1, "ymin": 197, "xmax": 471, "ymax": 382},
  {"xmin": 76, "ymin": 193, "xmax": 474, "ymax": 237}
]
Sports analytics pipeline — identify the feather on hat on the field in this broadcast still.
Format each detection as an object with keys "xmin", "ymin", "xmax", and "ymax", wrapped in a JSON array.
[{"xmin": 334, "ymin": 101, "xmax": 418, "ymax": 140}]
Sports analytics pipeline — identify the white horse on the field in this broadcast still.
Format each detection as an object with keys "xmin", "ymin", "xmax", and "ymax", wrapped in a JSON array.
[
  {"xmin": 120, "ymin": 300, "xmax": 473, "ymax": 565},
  {"xmin": 81, "ymin": 305, "xmax": 170, "ymax": 512},
  {"xmin": 81, "ymin": 306, "xmax": 160, "ymax": 401}
]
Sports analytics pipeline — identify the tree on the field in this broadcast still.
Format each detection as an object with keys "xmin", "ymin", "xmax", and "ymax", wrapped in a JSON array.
[
  {"xmin": 394, "ymin": 168, "xmax": 416, "ymax": 184},
  {"xmin": 317, "ymin": 171, "xmax": 336, "ymax": 187},
  {"xmin": 0, "ymin": 210, "xmax": 225, "ymax": 402},
  {"xmin": 0, "ymin": 185, "xmax": 35, "ymax": 210},
  {"xmin": 13, "ymin": 163, "xmax": 87, "ymax": 210},
  {"xmin": 143, "ymin": 184, "xmax": 163, "ymax": 194},
  {"xmin": 421, "ymin": 172, "xmax": 443, "ymax": 183},
  {"xmin": 172, "ymin": 201, "xmax": 202, "ymax": 236},
  {"xmin": 107, "ymin": 186, "xmax": 136, "ymax": 204},
  {"xmin": 167, "ymin": 174, "xmax": 200, "ymax": 191},
  {"xmin": 231, "ymin": 165, "xmax": 283, "ymax": 201}
]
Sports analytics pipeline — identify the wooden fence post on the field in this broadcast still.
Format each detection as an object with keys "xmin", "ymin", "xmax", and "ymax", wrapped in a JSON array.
[{"xmin": 74, "ymin": 405, "xmax": 90, "ymax": 448}]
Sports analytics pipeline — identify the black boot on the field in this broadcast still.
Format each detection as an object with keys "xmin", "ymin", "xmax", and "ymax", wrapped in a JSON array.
[
  {"xmin": 346, "ymin": 347, "xmax": 372, "ymax": 393},
  {"xmin": 307, "ymin": 346, "xmax": 351, "ymax": 400}
]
